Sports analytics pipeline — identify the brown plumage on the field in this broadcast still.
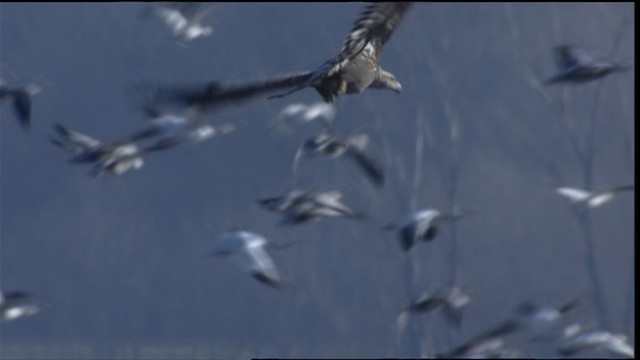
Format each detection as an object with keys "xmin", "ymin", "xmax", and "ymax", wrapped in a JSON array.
[{"xmin": 149, "ymin": 3, "xmax": 413, "ymax": 108}]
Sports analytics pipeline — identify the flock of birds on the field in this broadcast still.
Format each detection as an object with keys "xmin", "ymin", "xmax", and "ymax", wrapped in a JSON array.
[{"xmin": 0, "ymin": 2, "xmax": 635, "ymax": 358}]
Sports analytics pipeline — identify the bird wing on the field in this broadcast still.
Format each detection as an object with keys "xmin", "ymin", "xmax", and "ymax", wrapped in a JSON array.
[
  {"xmin": 398, "ymin": 221, "xmax": 422, "ymax": 251},
  {"xmin": 346, "ymin": 135, "xmax": 384, "ymax": 186},
  {"xmin": 442, "ymin": 319, "xmax": 520, "ymax": 358},
  {"xmin": 418, "ymin": 209, "xmax": 443, "ymax": 229},
  {"xmin": 240, "ymin": 242, "xmax": 281, "ymax": 287},
  {"xmin": 258, "ymin": 188, "xmax": 310, "ymax": 212},
  {"xmin": 587, "ymin": 193, "xmax": 614, "ymax": 208},
  {"xmin": 558, "ymin": 331, "xmax": 604, "ymax": 356},
  {"xmin": 154, "ymin": 6, "xmax": 188, "ymax": 32},
  {"xmin": 585, "ymin": 185, "xmax": 634, "ymax": 208},
  {"xmin": 348, "ymin": 150, "xmax": 385, "ymax": 186},
  {"xmin": 395, "ymin": 310, "xmax": 410, "ymax": 346},
  {"xmin": 555, "ymin": 46, "xmax": 594, "ymax": 69},
  {"xmin": 11, "ymin": 90, "xmax": 31, "ymax": 129},
  {"xmin": 53, "ymin": 124, "xmax": 103, "ymax": 149},
  {"xmin": 291, "ymin": 146, "xmax": 306, "ymax": 180},
  {"xmin": 556, "ymin": 187, "xmax": 591, "ymax": 202},
  {"xmin": 609, "ymin": 184, "xmax": 635, "ymax": 193},
  {"xmin": 209, "ymin": 231, "xmax": 255, "ymax": 255},
  {"xmin": 336, "ymin": 2, "xmax": 413, "ymax": 65},
  {"xmin": 190, "ymin": 3, "xmax": 215, "ymax": 23},
  {"xmin": 150, "ymin": 72, "xmax": 314, "ymax": 109},
  {"xmin": 301, "ymin": 103, "xmax": 337, "ymax": 125}
]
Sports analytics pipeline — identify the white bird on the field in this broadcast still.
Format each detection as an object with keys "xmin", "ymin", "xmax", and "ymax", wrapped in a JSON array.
[
  {"xmin": 279, "ymin": 189, "xmax": 363, "ymax": 225},
  {"xmin": 0, "ymin": 289, "xmax": 46, "ymax": 322},
  {"xmin": 51, "ymin": 123, "xmax": 147, "ymax": 165},
  {"xmin": 50, "ymin": 124, "xmax": 176, "ymax": 177},
  {"xmin": 555, "ymin": 185, "xmax": 634, "ymax": 208},
  {"xmin": 383, "ymin": 208, "xmax": 465, "ymax": 251},
  {"xmin": 559, "ymin": 329, "xmax": 634, "ymax": 358},
  {"xmin": 150, "ymin": 3, "xmax": 215, "ymax": 42},
  {"xmin": 127, "ymin": 106, "xmax": 237, "ymax": 150},
  {"xmin": 208, "ymin": 231, "xmax": 285, "ymax": 289},
  {"xmin": 256, "ymin": 187, "xmax": 319, "ymax": 213},
  {"xmin": 272, "ymin": 102, "xmax": 336, "ymax": 131},
  {"xmin": 88, "ymin": 141, "xmax": 173, "ymax": 178},
  {"xmin": 515, "ymin": 299, "xmax": 580, "ymax": 341}
]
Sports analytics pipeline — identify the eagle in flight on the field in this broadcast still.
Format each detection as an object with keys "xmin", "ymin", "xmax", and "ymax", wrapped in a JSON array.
[
  {"xmin": 151, "ymin": 3, "xmax": 413, "ymax": 109},
  {"xmin": 268, "ymin": 2, "xmax": 414, "ymax": 102}
]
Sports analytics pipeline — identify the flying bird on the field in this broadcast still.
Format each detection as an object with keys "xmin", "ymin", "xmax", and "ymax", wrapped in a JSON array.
[
  {"xmin": 1, "ymin": 289, "xmax": 47, "ymax": 322},
  {"xmin": 148, "ymin": 3, "xmax": 215, "ymax": 42},
  {"xmin": 207, "ymin": 231, "xmax": 286, "ymax": 289},
  {"xmin": 555, "ymin": 185, "xmax": 634, "ymax": 208},
  {"xmin": 277, "ymin": 189, "xmax": 364, "ymax": 226},
  {"xmin": 383, "ymin": 208, "xmax": 467, "ymax": 251},
  {"xmin": 257, "ymin": 187, "xmax": 320, "ymax": 213},
  {"xmin": 270, "ymin": 102, "xmax": 336, "ymax": 132},
  {"xmin": 0, "ymin": 79, "xmax": 42, "ymax": 130},
  {"xmin": 50, "ymin": 124, "xmax": 177, "ymax": 177},
  {"xmin": 127, "ymin": 106, "xmax": 237, "ymax": 149},
  {"xmin": 51, "ymin": 123, "xmax": 154, "ymax": 164},
  {"xmin": 267, "ymin": 2, "xmax": 413, "ymax": 102},
  {"xmin": 396, "ymin": 286, "xmax": 470, "ymax": 345},
  {"xmin": 148, "ymin": 2, "xmax": 413, "ymax": 108},
  {"xmin": 292, "ymin": 131, "xmax": 384, "ymax": 187},
  {"xmin": 558, "ymin": 329, "xmax": 634, "ymax": 358},
  {"xmin": 515, "ymin": 299, "xmax": 581, "ymax": 341},
  {"xmin": 544, "ymin": 45, "xmax": 629, "ymax": 85},
  {"xmin": 436, "ymin": 319, "xmax": 522, "ymax": 358},
  {"xmin": 402, "ymin": 286, "xmax": 471, "ymax": 328},
  {"xmin": 87, "ymin": 140, "xmax": 177, "ymax": 177}
]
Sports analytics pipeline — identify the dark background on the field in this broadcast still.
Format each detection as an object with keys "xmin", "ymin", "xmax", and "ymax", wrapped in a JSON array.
[{"xmin": 0, "ymin": 3, "xmax": 634, "ymax": 358}]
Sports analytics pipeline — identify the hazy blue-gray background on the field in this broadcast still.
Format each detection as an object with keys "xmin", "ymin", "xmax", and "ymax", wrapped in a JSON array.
[{"xmin": 0, "ymin": 3, "xmax": 634, "ymax": 359}]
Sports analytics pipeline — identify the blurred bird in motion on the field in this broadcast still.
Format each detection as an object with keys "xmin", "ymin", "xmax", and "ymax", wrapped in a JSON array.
[
  {"xmin": 558, "ymin": 326, "xmax": 634, "ymax": 358},
  {"xmin": 0, "ymin": 78, "xmax": 42, "ymax": 130},
  {"xmin": 544, "ymin": 45, "xmax": 630, "ymax": 85},
  {"xmin": 383, "ymin": 208, "xmax": 468, "ymax": 251},
  {"xmin": 270, "ymin": 102, "xmax": 336, "ymax": 132},
  {"xmin": 292, "ymin": 131, "xmax": 385, "ymax": 187},
  {"xmin": 50, "ymin": 123, "xmax": 178, "ymax": 177},
  {"xmin": 127, "ymin": 106, "xmax": 238, "ymax": 149},
  {"xmin": 396, "ymin": 286, "xmax": 470, "ymax": 345},
  {"xmin": 145, "ymin": 2, "xmax": 413, "ymax": 109},
  {"xmin": 267, "ymin": 2, "xmax": 413, "ymax": 102},
  {"xmin": 261, "ymin": 188, "xmax": 364, "ymax": 226},
  {"xmin": 515, "ymin": 298, "xmax": 581, "ymax": 341},
  {"xmin": 207, "ymin": 231, "xmax": 289, "ymax": 289},
  {"xmin": 257, "ymin": 187, "xmax": 320, "ymax": 214},
  {"xmin": 146, "ymin": 2, "xmax": 215, "ymax": 43},
  {"xmin": 437, "ymin": 319, "xmax": 522, "ymax": 358},
  {"xmin": 1, "ymin": 289, "xmax": 47, "ymax": 322},
  {"xmin": 555, "ymin": 184, "xmax": 634, "ymax": 208}
]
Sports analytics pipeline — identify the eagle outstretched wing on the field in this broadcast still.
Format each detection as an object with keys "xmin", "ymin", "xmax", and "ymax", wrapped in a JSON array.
[
  {"xmin": 333, "ymin": 2, "xmax": 414, "ymax": 74},
  {"xmin": 145, "ymin": 71, "xmax": 313, "ymax": 110}
]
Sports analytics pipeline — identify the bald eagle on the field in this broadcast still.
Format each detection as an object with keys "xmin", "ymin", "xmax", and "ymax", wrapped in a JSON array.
[
  {"xmin": 151, "ymin": 3, "xmax": 413, "ymax": 108},
  {"xmin": 268, "ymin": 2, "xmax": 413, "ymax": 102}
]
